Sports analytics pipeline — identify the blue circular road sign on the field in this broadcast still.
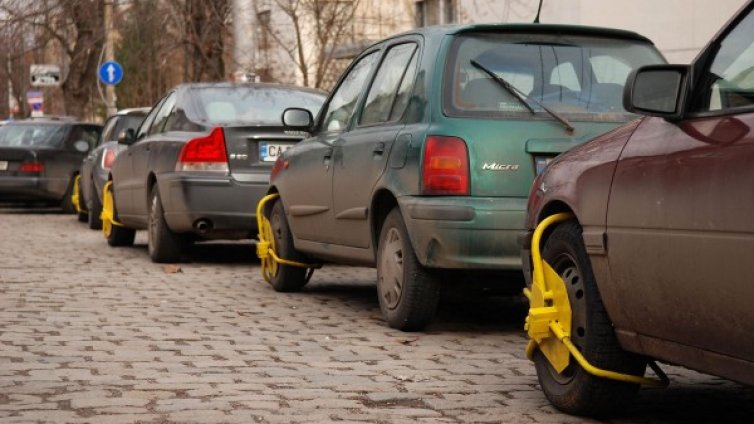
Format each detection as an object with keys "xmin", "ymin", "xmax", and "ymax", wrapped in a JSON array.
[{"xmin": 99, "ymin": 61, "xmax": 124, "ymax": 85}]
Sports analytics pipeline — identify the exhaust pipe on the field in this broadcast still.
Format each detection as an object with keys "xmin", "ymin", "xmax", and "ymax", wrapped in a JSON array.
[{"xmin": 194, "ymin": 219, "xmax": 212, "ymax": 234}]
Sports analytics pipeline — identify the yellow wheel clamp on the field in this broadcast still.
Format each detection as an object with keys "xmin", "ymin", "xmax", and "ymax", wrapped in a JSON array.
[
  {"xmin": 71, "ymin": 175, "xmax": 87, "ymax": 214},
  {"xmin": 255, "ymin": 193, "xmax": 321, "ymax": 285},
  {"xmin": 100, "ymin": 181, "xmax": 125, "ymax": 238},
  {"xmin": 524, "ymin": 212, "xmax": 669, "ymax": 387}
]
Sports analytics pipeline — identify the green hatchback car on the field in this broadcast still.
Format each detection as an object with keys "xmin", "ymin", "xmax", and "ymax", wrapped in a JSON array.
[{"xmin": 266, "ymin": 23, "xmax": 665, "ymax": 331}]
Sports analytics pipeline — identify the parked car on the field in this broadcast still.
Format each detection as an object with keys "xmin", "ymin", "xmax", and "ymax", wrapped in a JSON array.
[
  {"xmin": 76, "ymin": 107, "xmax": 150, "ymax": 228},
  {"xmin": 265, "ymin": 23, "xmax": 666, "ymax": 331},
  {"xmin": 522, "ymin": 0, "xmax": 754, "ymax": 416},
  {"xmin": 0, "ymin": 119, "xmax": 101, "ymax": 210},
  {"xmin": 103, "ymin": 83, "xmax": 326, "ymax": 263}
]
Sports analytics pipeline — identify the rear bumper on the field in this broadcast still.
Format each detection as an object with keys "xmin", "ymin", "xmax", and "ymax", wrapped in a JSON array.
[
  {"xmin": 157, "ymin": 172, "xmax": 268, "ymax": 237},
  {"xmin": 397, "ymin": 195, "xmax": 528, "ymax": 271},
  {"xmin": 0, "ymin": 175, "xmax": 68, "ymax": 202}
]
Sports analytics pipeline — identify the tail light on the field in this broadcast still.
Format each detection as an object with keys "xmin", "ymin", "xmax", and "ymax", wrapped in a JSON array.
[
  {"xmin": 270, "ymin": 157, "xmax": 288, "ymax": 182},
  {"xmin": 101, "ymin": 147, "xmax": 117, "ymax": 170},
  {"xmin": 176, "ymin": 127, "xmax": 229, "ymax": 173},
  {"xmin": 422, "ymin": 135, "xmax": 469, "ymax": 195},
  {"xmin": 19, "ymin": 161, "xmax": 44, "ymax": 173}
]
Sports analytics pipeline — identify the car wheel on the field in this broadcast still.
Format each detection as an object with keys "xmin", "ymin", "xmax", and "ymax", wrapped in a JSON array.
[
  {"xmin": 103, "ymin": 182, "xmax": 135, "ymax": 247},
  {"xmin": 60, "ymin": 176, "xmax": 76, "ymax": 214},
  {"xmin": 376, "ymin": 207, "xmax": 441, "ymax": 331},
  {"xmin": 534, "ymin": 220, "xmax": 646, "ymax": 416},
  {"xmin": 266, "ymin": 198, "xmax": 308, "ymax": 292},
  {"xmin": 147, "ymin": 185, "xmax": 186, "ymax": 263},
  {"xmin": 87, "ymin": 178, "xmax": 103, "ymax": 230}
]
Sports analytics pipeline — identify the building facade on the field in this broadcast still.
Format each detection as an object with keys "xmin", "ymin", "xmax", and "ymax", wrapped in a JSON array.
[{"xmin": 248, "ymin": 0, "xmax": 747, "ymax": 89}]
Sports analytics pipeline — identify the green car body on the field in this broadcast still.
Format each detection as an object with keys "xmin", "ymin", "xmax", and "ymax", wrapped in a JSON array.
[{"xmin": 269, "ymin": 23, "xmax": 665, "ymax": 330}]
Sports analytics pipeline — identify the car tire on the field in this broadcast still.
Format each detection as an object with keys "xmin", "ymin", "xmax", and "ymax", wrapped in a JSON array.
[
  {"xmin": 103, "ymin": 182, "xmax": 135, "ymax": 247},
  {"xmin": 87, "ymin": 179, "xmax": 103, "ymax": 230},
  {"xmin": 147, "ymin": 185, "xmax": 186, "ymax": 263},
  {"xmin": 266, "ymin": 198, "xmax": 309, "ymax": 292},
  {"xmin": 376, "ymin": 207, "xmax": 441, "ymax": 331},
  {"xmin": 534, "ymin": 220, "xmax": 646, "ymax": 416},
  {"xmin": 60, "ymin": 176, "xmax": 76, "ymax": 214}
]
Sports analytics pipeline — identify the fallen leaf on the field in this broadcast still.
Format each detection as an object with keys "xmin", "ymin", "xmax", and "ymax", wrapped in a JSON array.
[{"xmin": 163, "ymin": 264, "xmax": 182, "ymax": 274}]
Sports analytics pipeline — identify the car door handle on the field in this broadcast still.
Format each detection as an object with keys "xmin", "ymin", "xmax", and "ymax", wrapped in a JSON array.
[{"xmin": 373, "ymin": 142, "xmax": 385, "ymax": 155}]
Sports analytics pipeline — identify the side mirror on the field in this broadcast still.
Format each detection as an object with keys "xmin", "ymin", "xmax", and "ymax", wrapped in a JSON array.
[
  {"xmin": 117, "ymin": 128, "xmax": 136, "ymax": 145},
  {"xmin": 282, "ymin": 108, "xmax": 313, "ymax": 131},
  {"xmin": 624, "ymin": 65, "xmax": 690, "ymax": 120}
]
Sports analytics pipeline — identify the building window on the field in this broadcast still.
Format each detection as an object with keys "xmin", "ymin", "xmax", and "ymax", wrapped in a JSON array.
[
  {"xmin": 444, "ymin": 0, "xmax": 457, "ymax": 24},
  {"xmin": 257, "ymin": 10, "xmax": 271, "ymax": 50}
]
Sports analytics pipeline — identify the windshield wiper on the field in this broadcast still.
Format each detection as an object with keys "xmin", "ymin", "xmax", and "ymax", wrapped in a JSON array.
[{"xmin": 469, "ymin": 59, "xmax": 575, "ymax": 134}]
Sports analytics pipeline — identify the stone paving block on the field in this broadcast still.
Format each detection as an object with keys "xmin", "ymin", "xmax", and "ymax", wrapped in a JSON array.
[{"xmin": 2, "ymin": 212, "xmax": 754, "ymax": 424}]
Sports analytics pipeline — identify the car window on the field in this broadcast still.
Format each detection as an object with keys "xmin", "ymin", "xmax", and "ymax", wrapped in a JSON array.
[
  {"xmin": 148, "ymin": 92, "xmax": 177, "ymax": 135},
  {"xmin": 697, "ymin": 8, "xmax": 754, "ymax": 112},
  {"xmin": 321, "ymin": 51, "xmax": 379, "ymax": 132},
  {"xmin": 360, "ymin": 43, "xmax": 418, "ymax": 126},
  {"xmin": 389, "ymin": 52, "xmax": 420, "ymax": 122},
  {"xmin": 99, "ymin": 116, "xmax": 118, "ymax": 146},
  {"xmin": 136, "ymin": 97, "xmax": 167, "ymax": 141},
  {"xmin": 113, "ymin": 114, "xmax": 147, "ymax": 141},
  {"xmin": 0, "ymin": 124, "xmax": 68, "ymax": 148},
  {"xmin": 190, "ymin": 87, "xmax": 324, "ymax": 125},
  {"xmin": 446, "ymin": 33, "xmax": 665, "ymax": 120},
  {"xmin": 550, "ymin": 62, "xmax": 581, "ymax": 91},
  {"xmin": 69, "ymin": 125, "xmax": 100, "ymax": 150}
]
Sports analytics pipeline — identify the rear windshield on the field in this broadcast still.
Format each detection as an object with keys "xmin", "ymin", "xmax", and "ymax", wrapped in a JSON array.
[
  {"xmin": 0, "ymin": 123, "xmax": 68, "ymax": 148},
  {"xmin": 191, "ymin": 87, "xmax": 326, "ymax": 125},
  {"xmin": 445, "ymin": 32, "xmax": 665, "ymax": 122}
]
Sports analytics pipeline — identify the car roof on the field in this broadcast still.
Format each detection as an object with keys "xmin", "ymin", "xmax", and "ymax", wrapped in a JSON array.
[
  {"xmin": 115, "ymin": 107, "xmax": 151, "ymax": 116},
  {"xmin": 377, "ymin": 22, "xmax": 654, "ymax": 47},
  {"xmin": 171, "ymin": 82, "xmax": 327, "ymax": 97},
  {"xmin": 5, "ymin": 119, "xmax": 98, "ymax": 126}
]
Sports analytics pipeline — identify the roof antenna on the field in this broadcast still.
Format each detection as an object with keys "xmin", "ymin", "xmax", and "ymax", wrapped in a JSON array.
[{"xmin": 533, "ymin": 0, "xmax": 543, "ymax": 23}]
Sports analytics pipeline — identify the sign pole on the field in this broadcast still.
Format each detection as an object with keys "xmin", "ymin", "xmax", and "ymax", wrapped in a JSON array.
[{"xmin": 104, "ymin": 0, "xmax": 117, "ymax": 117}]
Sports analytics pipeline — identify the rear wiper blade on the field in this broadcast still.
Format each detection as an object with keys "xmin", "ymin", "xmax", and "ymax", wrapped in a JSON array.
[{"xmin": 470, "ymin": 59, "xmax": 575, "ymax": 134}]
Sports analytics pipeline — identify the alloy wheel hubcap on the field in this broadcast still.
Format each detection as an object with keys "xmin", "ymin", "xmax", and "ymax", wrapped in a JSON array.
[
  {"xmin": 379, "ymin": 227, "xmax": 404, "ymax": 310},
  {"xmin": 148, "ymin": 194, "xmax": 157, "ymax": 253},
  {"xmin": 547, "ymin": 252, "xmax": 587, "ymax": 384}
]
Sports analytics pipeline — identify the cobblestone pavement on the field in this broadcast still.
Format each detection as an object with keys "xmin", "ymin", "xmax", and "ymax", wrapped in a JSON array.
[{"xmin": 1, "ymin": 206, "xmax": 754, "ymax": 424}]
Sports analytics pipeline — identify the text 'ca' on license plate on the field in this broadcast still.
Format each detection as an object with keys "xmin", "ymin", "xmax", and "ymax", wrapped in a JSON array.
[
  {"xmin": 0, "ymin": 161, "xmax": 7, "ymax": 171},
  {"xmin": 259, "ymin": 142, "xmax": 294, "ymax": 162}
]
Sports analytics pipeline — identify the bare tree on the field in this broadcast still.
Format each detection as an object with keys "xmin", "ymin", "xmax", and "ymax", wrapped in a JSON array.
[
  {"xmin": 167, "ymin": 0, "xmax": 232, "ymax": 82},
  {"xmin": 258, "ymin": 0, "xmax": 361, "ymax": 89},
  {"xmin": 0, "ymin": 0, "xmax": 104, "ymax": 118}
]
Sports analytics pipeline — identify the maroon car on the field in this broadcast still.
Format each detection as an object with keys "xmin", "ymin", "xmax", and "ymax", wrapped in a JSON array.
[{"xmin": 522, "ymin": 0, "xmax": 754, "ymax": 416}]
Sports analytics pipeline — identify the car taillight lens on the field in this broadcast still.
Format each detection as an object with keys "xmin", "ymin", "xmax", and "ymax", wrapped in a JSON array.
[
  {"xmin": 101, "ymin": 147, "xmax": 117, "ymax": 170},
  {"xmin": 19, "ymin": 161, "xmax": 44, "ymax": 173},
  {"xmin": 176, "ymin": 127, "xmax": 229, "ymax": 173},
  {"xmin": 422, "ymin": 135, "xmax": 469, "ymax": 195},
  {"xmin": 270, "ymin": 157, "xmax": 287, "ymax": 182}
]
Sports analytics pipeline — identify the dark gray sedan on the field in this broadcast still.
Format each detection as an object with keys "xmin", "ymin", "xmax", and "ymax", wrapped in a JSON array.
[
  {"xmin": 104, "ymin": 83, "xmax": 325, "ymax": 263},
  {"xmin": 78, "ymin": 108, "xmax": 149, "ymax": 229},
  {"xmin": 0, "ymin": 119, "xmax": 101, "ymax": 210}
]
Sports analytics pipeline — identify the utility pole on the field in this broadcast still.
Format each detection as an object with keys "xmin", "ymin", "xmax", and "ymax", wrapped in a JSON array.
[
  {"xmin": 104, "ymin": 0, "xmax": 117, "ymax": 116},
  {"xmin": 232, "ymin": 0, "xmax": 257, "ymax": 82}
]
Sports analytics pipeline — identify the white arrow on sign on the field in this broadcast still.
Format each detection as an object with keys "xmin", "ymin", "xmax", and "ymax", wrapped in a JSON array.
[{"xmin": 107, "ymin": 64, "xmax": 116, "ymax": 83}]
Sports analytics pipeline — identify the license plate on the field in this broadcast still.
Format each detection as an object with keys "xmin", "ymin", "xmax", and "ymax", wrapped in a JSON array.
[
  {"xmin": 0, "ymin": 161, "xmax": 7, "ymax": 171},
  {"xmin": 259, "ymin": 142, "xmax": 294, "ymax": 162},
  {"xmin": 535, "ymin": 156, "xmax": 554, "ymax": 175}
]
